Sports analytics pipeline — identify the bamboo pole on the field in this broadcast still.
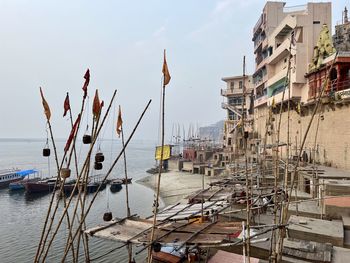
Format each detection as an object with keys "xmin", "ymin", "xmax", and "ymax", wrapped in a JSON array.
[
  {"xmin": 120, "ymin": 124, "xmax": 133, "ymax": 262},
  {"xmin": 241, "ymin": 56, "xmax": 250, "ymax": 263},
  {"xmin": 40, "ymin": 90, "xmax": 118, "ymax": 261},
  {"xmin": 147, "ymin": 80, "xmax": 166, "ymax": 263},
  {"xmin": 36, "ymin": 90, "xmax": 89, "ymax": 262},
  {"xmin": 60, "ymin": 99, "xmax": 152, "ymax": 262}
]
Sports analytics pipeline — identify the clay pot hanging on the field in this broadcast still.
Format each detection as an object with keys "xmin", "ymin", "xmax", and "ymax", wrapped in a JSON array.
[
  {"xmin": 43, "ymin": 148, "xmax": 51, "ymax": 157},
  {"xmin": 95, "ymin": 152, "xmax": 105, "ymax": 163},
  {"xmin": 103, "ymin": 212, "xmax": 112, "ymax": 221},
  {"xmin": 94, "ymin": 162, "xmax": 103, "ymax": 170},
  {"xmin": 152, "ymin": 242, "xmax": 162, "ymax": 253},
  {"xmin": 60, "ymin": 168, "xmax": 71, "ymax": 179},
  {"xmin": 83, "ymin": 135, "xmax": 92, "ymax": 144}
]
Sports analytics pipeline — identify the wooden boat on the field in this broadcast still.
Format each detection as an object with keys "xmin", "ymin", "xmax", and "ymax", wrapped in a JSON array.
[
  {"xmin": 0, "ymin": 168, "xmax": 21, "ymax": 188},
  {"xmin": 114, "ymin": 177, "xmax": 132, "ymax": 184},
  {"xmin": 110, "ymin": 179, "xmax": 123, "ymax": 193},
  {"xmin": 24, "ymin": 177, "xmax": 58, "ymax": 194},
  {"xmin": 9, "ymin": 170, "xmax": 40, "ymax": 191}
]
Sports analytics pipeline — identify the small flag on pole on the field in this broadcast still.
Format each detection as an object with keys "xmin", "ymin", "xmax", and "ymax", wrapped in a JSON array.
[
  {"xmin": 39, "ymin": 87, "xmax": 51, "ymax": 121},
  {"xmin": 82, "ymin": 69, "xmax": 90, "ymax": 99},
  {"xmin": 63, "ymin": 92, "xmax": 70, "ymax": 117},
  {"xmin": 92, "ymin": 89, "xmax": 101, "ymax": 119},
  {"xmin": 116, "ymin": 105, "xmax": 123, "ymax": 137},
  {"xmin": 64, "ymin": 114, "xmax": 81, "ymax": 152},
  {"xmin": 162, "ymin": 50, "xmax": 171, "ymax": 86},
  {"xmin": 271, "ymin": 97, "xmax": 276, "ymax": 109}
]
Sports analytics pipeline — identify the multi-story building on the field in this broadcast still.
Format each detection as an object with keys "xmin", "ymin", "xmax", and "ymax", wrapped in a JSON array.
[
  {"xmin": 333, "ymin": 7, "xmax": 350, "ymax": 52},
  {"xmin": 221, "ymin": 75, "xmax": 254, "ymax": 160},
  {"xmin": 252, "ymin": 2, "xmax": 332, "ymax": 136}
]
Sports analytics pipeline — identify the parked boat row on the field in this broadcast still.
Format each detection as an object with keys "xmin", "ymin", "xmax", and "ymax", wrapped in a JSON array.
[{"xmin": 2, "ymin": 168, "xmax": 132, "ymax": 195}]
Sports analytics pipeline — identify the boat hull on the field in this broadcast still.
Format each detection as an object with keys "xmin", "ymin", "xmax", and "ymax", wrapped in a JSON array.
[
  {"xmin": 0, "ymin": 178, "xmax": 23, "ymax": 189},
  {"xmin": 25, "ymin": 182, "xmax": 56, "ymax": 194}
]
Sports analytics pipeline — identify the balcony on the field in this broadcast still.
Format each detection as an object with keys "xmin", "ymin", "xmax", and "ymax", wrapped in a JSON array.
[
  {"xmin": 268, "ymin": 39, "xmax": 290, "ymax": 65},
  {"xmin": 253, "ymin": 14, "xmax": 263, "ymax": 36},
  {"xmin": 254, "ymin": 95, "xmax": 267, "ymax": 107},
  {"xmin": 221, "ymin": 88, "xmax": 243, "ymax": 97}
]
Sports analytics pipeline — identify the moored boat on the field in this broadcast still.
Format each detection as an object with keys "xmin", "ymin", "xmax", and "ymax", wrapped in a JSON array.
[
  {"xmin": 9, "ymin": 170, "xmax": 40, "ymax": 191},
  {"xmin": 24, "ymin": 177, "xmax": 58, "ymax": 194},
  {"xmin": 0, "ymin": 168, "xmax": 22, "ymax": 188},
  {"xmin": 114, "ymin": 177, "xmax": 132, "ymax": 184},
  {"xmin": 110, "ymin": 179, "xmax": 123, "ymax": 193}
]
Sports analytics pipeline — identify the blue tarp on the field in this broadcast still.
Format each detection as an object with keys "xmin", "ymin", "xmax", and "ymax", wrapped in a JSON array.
[{"xmin": 15, "ymin": 169, "xmax": 38, "ymax": 177}]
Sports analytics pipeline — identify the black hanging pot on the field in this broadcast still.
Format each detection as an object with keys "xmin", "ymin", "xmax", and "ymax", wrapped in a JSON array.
[
  {"xmin": 152, "ymin": 242, "xmax": 162, "ymax": 253},
  {"xmin": 95, "ymin": 152, "xmax": 105, "ymax": 163},
  {"xmin": 43, "ymin": 148, "xmax": 51, "ymax": 157},
  {"xmin": 94, "ymin": 162, "xmax": 103, "ymax": 170},
  {"xmin": 83, "ymin": 135, "xmax": 92, "ymax": 144},
  {"xmin": 103, "ymin": 212, "xmax": 112, "ymax": 221}
]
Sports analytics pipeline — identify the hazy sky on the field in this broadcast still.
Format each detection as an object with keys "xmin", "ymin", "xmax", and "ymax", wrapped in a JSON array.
[{"xmin": 0, "ymin": 0, "xmax": 348, "ymax": 141}]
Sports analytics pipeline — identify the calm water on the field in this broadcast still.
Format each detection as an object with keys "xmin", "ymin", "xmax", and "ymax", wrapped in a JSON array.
[{"xmin": 0, "ymin": 139, "xmax": 163, "ymax": 263}]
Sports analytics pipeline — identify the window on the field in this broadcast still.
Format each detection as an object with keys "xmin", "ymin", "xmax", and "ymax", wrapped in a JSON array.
[
  {"xmin": 239, "ymin": 81, "xmax": 243, "ymax": 89},
  {"xmin": 230, "ymin": 81, "xmax": 234, "ymax": 89},
  {"xmin": 313, "ymin": 21, "xmax": 320, "ymax": 24}
]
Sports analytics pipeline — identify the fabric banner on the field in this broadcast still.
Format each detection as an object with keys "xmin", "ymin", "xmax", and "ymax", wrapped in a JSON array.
[{"xmin": 155, "ymin": 145, "xmax": 171, "ymax": 160}]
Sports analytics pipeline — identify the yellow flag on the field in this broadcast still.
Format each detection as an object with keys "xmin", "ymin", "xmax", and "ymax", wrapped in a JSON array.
[
  {"xmin": 162, "ymin": 50, "xmax": 171, "ymax": 86},
  {"xmin": 155, "ymin": 145, "xmax": 171, "ymax": 160},
  {"xmin": 271, "ymin": 97, "xmax": 276, "ymax": 109},
  {"xmin": 296, "ymin": 102, "xmax": 301, "ymax": 114},
  {"xmin": 116, "ymin": 105, "xmax": 123, "ymax": 137},
  {"xmin": 39, "ymin": 87, "xmax": 51, "ymax": 121}
]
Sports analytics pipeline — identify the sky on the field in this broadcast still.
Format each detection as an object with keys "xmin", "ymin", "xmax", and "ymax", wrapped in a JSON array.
[{"xmin": 0, "ymin": 0, "xmax": 348, "ymax": 142}]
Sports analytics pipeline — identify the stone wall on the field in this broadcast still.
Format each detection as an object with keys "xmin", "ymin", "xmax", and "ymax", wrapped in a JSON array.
[{"xmin": 255, "ymin": 102, "xmax": 350, "ymax": 170}]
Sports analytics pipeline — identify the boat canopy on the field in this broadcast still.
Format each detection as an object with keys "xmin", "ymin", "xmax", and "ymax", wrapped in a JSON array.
[{"xmin": 16, "ymin": 169, "xmax": 38, "ymax": 177}]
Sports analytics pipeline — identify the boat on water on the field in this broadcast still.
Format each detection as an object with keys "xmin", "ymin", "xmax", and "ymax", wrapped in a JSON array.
[
  {"xmin": 24, "ymin": 177, "xmax": 58, "ymax": 194},
  {"xmin": 0, "ymin": 168, "xmax": 21, "ymax": 188},
  {"xmin": 110, "ymin": 179, "xmax": 123, "ymax": 193},
  {"xmin": 9, "ymin": 170, "xmax": 40, "ymax": 191},
  {"xmin": 114, "ymin": 177, "xmax": 132, "ymax": 184}
]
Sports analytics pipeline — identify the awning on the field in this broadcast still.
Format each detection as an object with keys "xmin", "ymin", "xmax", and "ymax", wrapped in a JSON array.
[{"xmin": 16, "ymin": 169, "xmax": 38, "ymax": 177}]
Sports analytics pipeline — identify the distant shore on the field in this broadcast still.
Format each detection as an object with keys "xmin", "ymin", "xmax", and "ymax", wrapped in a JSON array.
[{"xmin": 137, "ymin": 170, "xmax": 219, "ymax": 206}]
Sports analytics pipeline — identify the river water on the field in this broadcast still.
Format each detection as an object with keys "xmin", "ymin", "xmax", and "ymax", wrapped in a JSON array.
[{"xmin": 0, "ymin": 138, "xmax": 162, "ymax": 263}]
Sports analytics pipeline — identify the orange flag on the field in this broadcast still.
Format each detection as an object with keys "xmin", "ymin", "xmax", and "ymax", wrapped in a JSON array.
[
  {"xmin": 162, "ymin": 50, "xmax": 171, "ymax": 86},
  {"xmin": 116, "ymin": 105, "xmax": 123, "ymax": 137},
  {"xmin": 63, "ymin": 92, "xmax": 70, "ymax": 117},
  {"xmin": 92, "ymin": 89, "xmax": 101, "ymax": 119},
  {"xmin": 82, "ymin": 69, "xmax": 90, "ymax": 99},
  {"xmin": 39, "ymin": 87, "xmax": 51, "ymax": 121}
]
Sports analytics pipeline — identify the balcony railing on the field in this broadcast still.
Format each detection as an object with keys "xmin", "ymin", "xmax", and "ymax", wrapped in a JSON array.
[
  {"xmin": 253, "ymin": 14, "xmax": 263, "ymax": 34},
  {"xmin": 254, "ymin": 95, "xmax": 267, "ymax": 107},
  {"xmin": 221, "ymin": 88, "xmax": 243, "ymax": 96},
  {"xmin": 309, "ymin": 79, "xmax": 350, "ymax": 100}
]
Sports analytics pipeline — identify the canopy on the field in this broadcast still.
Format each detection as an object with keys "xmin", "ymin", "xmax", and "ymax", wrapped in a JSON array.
[{"xmin": 16, "ymin": 169, "xmax": 38, "ymax": 177}]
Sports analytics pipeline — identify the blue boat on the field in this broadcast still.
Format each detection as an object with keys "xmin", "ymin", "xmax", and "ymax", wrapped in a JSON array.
[{"xmin": 9, "ymin": 169, "xmax": 39, "ymax": 191}]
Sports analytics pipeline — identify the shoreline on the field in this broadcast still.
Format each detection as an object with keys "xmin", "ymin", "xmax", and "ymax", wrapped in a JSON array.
[{"xmin": 136, "ymin": 170, "xmax": 219, "ymax": 206}]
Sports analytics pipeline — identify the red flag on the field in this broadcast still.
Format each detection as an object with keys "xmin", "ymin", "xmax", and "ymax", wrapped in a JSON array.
[
  {"xmin": 82, "ymin": 69, "xmax": 90, "ymax": 99},
  {"xmin": 116, "ymin": 105, "xmax": 123, "ymax": 137},
  {"xmin": 63, "ymin": 92, "xmax": 70, "ymax": 117},
  {"xmin": 92, "ymin": 89, "xmax": 101, "ymax": 119},
  {"xmin": 39, "ymin": 87, "xmax": 51, "ymax": 121},
  {"xmin": 64, "ymin": 114, "xmax": 81, "ymax": 152}
]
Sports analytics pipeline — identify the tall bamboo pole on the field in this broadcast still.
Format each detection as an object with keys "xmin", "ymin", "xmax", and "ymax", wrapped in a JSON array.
[{"xmin": 148, "ymin": 82, "xmax": 166, "ymax": 263}]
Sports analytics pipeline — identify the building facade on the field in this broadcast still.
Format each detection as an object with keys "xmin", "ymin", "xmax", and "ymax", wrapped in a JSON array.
[{"xmin": 221, "ymin": 75, "xmax": 254, "ymax": 161}]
